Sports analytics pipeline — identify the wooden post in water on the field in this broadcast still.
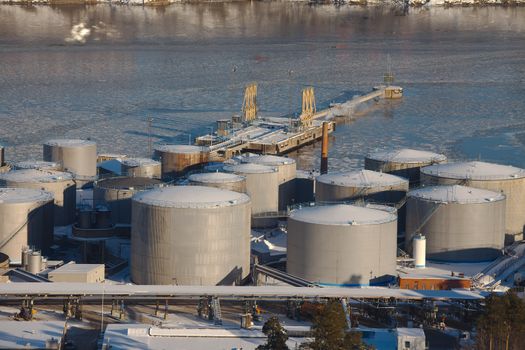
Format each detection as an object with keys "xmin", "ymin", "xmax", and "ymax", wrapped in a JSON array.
[{"xmin": 320, "ymin": 122, "xmax": 329, "ymax": 175}]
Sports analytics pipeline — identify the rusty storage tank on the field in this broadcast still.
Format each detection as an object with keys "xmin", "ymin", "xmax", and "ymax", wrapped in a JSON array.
[
  {"xmin": 405, "ymin": 185, "xmax": 505, "ymax": 262},
  {"xmin": 43, "ymin": 139, "xmax": 97, "ymax": 186},
  {"xmin": 13, "ymin": 160, "xmax": 61, "ymax": 171},
  {"xmin": 0, "ymin": 169, "xmax": 76, "ymax": 226},
  {"xmin": 365, "ymin": 148, "xmax": 447, "ymax": 185},
  {"xmin": 154, "ymin": 145, "xmax": 209, "ymax": 178},
  {"xmin": 120, "ymin": 158, "xmax": 161, "ymax": 179},
  {"xmin": 0, "ymin": 145, "xmax": 4, "ymax": 167},
  {"xmin": 0, "ymin": 188, "xmax": 54, "ymax": 261},
  {"xmin": 93, "ymin": 177, "xmax": 164, "ymax": 226},
  {"xmin": 130, "ymin": 186, "xmax": 251, "ymax": 285},
  {"xmin": 223, "ymin": 163, "xmax": 279, "ymax": 215},
  {"xmin": 188, "ymin": 172, "xmax": 246, "ymax": 193},
  {"xmin": 316, "ymin": 169, "xmax": 409, "ymax": 205},
  {"xmin": 242, "ymin": 155, "xmax": 297, "ymax": 210},
  {"xmin": 420, "ymin": 161, "xmax": 525, "ymax": 243},
  {"xmin": 287, "ymin": 204, "xmax": 397, "ymax": 286}
]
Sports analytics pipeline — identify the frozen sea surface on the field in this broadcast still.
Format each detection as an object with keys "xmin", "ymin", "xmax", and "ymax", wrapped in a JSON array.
[{"xmin": 0, "ymin": 4, "xmax": 524, "ymax": 171}]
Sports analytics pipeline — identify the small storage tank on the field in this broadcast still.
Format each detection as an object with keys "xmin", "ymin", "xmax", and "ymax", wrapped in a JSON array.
[
  {"xmin": 93, "ymin": 177, "xmax": 164, "ymax": 226},
  {"xmin": 242, "ymin": 155, "xmax": 297, "ymax": 210},
  {"xmin": 420, "ymin": 161, "xmax": 525, "ymax": 243},
  {"xmin": 0, "ymin": 145, "xmax": 5, "ymax": 167},
  {"xmin": 121, "ymin": 158, "xmax": 161, "ymax": 179},
  {"xmin": 316, "ymin": 169, "xmax": 409, "ymax": 204},
  {"xmin": 223, "ymin": 163, "xmax": 279, "ymax": 215},
  {"xmin": 405, "ymin": 185, "xmax": 505, "ymax": 262},
  {"xmin": 413, "ymin": 234, "xmax": 426, "ymax": 268},
  {"xmin": 287, "ymin": 204, "xmax": 397, "ymax": 286},
  {"xmin": 130, "ymin": 186, "xmax": 251, "ymax": 285},
  {"xmin": 154, "ymin": 145, "xmax": 209, "ymax": 178},
  {"xmin": 188, "ymin": 172, "xmax": 246, "ymax": 193},
  {"xmin": 0, "ymin": 188, "xmax": 54, "ymax": 261},
  {"xmin": 43, "ymin": 139, "xmax": 97, "ymax": 186},
  {"xmin": 365, "ymin": 148, "xmax": 447, "ymax": 185},
  {"xmin": 0, "ymin": 169, "xmax": 76, "ymax": 226},
  {"xmin": 13, "ymin": 160, "xmax": 61, "ymax": 171},
  {"xmin": 27, "ymin": 251, "xmax": 42, "ymax": 274}
]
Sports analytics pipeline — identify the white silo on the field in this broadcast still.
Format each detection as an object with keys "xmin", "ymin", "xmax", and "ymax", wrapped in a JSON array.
[
  {"xmin": 120, "ymin": 158, "xmax": 161, "ymax": 179},
  {"xmin": 287, "ymin": 204, "xmax": 397, "ymax": 286},
  {"xmin": 154, "ymin": 145, "xmax": 209, "ymax": 178},
  {"xmin": 0, "ymin": 169, "xmax": 76, "ymax": 226},
  {"xmin": 406, "ymin": 185, "xmax": 505, "ymax": 262},
  {"xmin": 13, "ymin": 160, "xmax": 61, "ymax": 171},
  {"xmin": 130, "ymin": 186, "xmax": 251, "ymax": 285},
  {"xmin": 413, "ymin": 234, "xmax": 426, "ymax": 268},
  {"xmin": 420, "ymin": 161, "xmax": 525, "ymax": 243},
  {"xmin": 0, "ymin": 188, "xmax": 54, "ymax": 261},
  {"xmin": 188, "ymin": 172, "xmax": 247, "ymax": 193}
]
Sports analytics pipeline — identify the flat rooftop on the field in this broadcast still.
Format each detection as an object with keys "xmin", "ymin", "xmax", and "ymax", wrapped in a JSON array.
[
  {"xmin": 49, "ymin": 263, "xmax": 103, "ymax": 274},
  {"xmin": 0, "ymin": 321, "xmax": 64, "ymax": 349}
]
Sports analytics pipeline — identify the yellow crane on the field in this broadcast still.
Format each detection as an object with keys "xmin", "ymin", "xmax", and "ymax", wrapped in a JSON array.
[
  {"xmin": 299, "ymin": 87, "xmax": 316, "ymax": 128},
  {"xmin": 241, "ymin": 83, "xmax": 258, "ymax": 122}
]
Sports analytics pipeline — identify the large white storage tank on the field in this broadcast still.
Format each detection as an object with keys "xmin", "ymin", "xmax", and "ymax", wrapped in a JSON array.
[
  {"xmin": 13, "ymin": 160, "xmax": 61, "ymax": 171},
  {"xmin": 43, "ymin": 139, "xmax": 97, "ymax": 186},
  {"xmin": 420, "ymin": 161, "xmax": 525, "ymax": 243},
  {"xmin": 188, "ymin": 172, "xmax": 246, "ymax": 193},
  {"xmin": 365, "ymin": 148, "xmax": 447, "ymax": 185},
  {"xmin": 0, "ymin": 169, "xmax": 76, "ymax": 226},
  {"xmin": 242, "ymin": 155, "xmax": 297, "ymax": 209},
  {"xmin": 120, "ymin": 158, "xmax": 161, "ymax": 179},
  {"xmin": 405, "ymin": 185, "xmax": 505, "ymax": 262},
  {"xmin": 0, "ymin": 188, "xmax": 54, "ymax": 261},
  {"xmin": 130, "ymin": 186, "xmax": 251, "ymax": 285},
  {"xmin": 154, "ymin": 145, "xmax": 209, "ymax": 178},
  {"xmin": 287, "ymin": 204, "xmax": 397, "ymax": 286}
]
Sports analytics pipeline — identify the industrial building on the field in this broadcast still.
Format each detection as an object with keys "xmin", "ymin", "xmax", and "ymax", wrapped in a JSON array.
[
  {"xmin": 420, "ymin": 161, "xmax": 525, "ymax": 243},
  {"xmin": 365, "ymin": 148, "xmax": 447, "ymax": 185},
  {"xmin": 48, "ymin": 263, "xmax": 105, "ymax": 283},
  {"xmin": 287, "ymin": 204, "xmax": 397, "ymax": 286},
  {"xmin": 405, "ymin": 185, "xmax": 505, "ymax": 262},
  {"xmin": 0, "ymin": 169, "xmax": 76, "ymax": 226},
  {"xmin": 0, "ymin": 321, "xmax": 65, "ymax": 349},
  {"xmin": 0, "ymin": 188, "xmax": 54, "ymax": 261},
  {"xmin": 120, "ymin": 157, "xmax": 161, "ymax": 178},
  {"xmin": 130, "ymin": 186, "xmax": 251, "ymax": 285},
  {"xmin": 43, "ymin": 139, "xmax": 97, "ymax": 186},
  {"xmin": 154, "ymin": 144, "xmax": 209, "ymax": 178},
  {"xmin": 188, "ymin": 172, "xmax": 247, "ymax": 193}
]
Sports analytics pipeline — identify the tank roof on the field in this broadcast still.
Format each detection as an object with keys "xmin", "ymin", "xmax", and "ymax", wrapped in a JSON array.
[
  {"xmin": 421, "ymin": 161, "xmax": 525, "ymax": 180},
  {"xmin": 133, "ymin": 185, "xmax": 250, "ymax": 208},
  {"xmin": 290, "ymin": 204, "xmax": 396, "ymax": 226},
  {"xmin": 0, "ymin": 169, "xmax": 73, "ymax": 183},
  {"xmin": 188, "ymin": 172, "xmax": 245, "ymax": 184},
  {"xmin": 367, "ymin": 148, "xmax": 447, "ymax": 164},
  {"xmin": 0, "ymin": 187, "xmax": 53, "ymax": 204},
  {"xmin": 223, "ymin": 163, "xmax": 277, "ymax": 175},
  {"xmin": 95, "ymin": 177, "xmax": 163, "ymax": 190},
  {"xmin": 316, "ymin": 170, "xmax": 408, "ymax": 188},
  {"xmin": 409, "ymin": 185, "xmax": 505, "ymax": 204},
  {"xmin": 13, "ymin": 160, "xmax": 60, "ymax": 170},
  {"xmin": 44, "ymin": 139, "xmax": 96, "ymax": 147},
  {"xmin": 154, "ymin": 144, "xmax": 208, "ymax": 154},
  {"xmin": 121, "ymin": 158, "xmax": 160, "ymax": 167},
  {"xmin": 242, "ymin": 155, "xmax": 296, "ymax": 166}
]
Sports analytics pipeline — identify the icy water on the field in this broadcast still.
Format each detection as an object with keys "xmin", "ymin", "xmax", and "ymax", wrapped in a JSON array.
[{"xmin": 0, "ymin": 4, "xmax": 524, "ymax": 171}]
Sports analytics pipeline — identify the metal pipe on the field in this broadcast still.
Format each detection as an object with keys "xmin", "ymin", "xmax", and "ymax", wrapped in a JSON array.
[{"xmin": 320, "ymin": 122, "xmax": 329, "ymax": 174}]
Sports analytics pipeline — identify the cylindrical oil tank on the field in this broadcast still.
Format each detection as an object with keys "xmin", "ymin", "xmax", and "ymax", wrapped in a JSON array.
[
  {"xmin": 154, "ymin": 145, "xmax": 209, "ymax": 178},
  {"xmin": 365, "ymin": 148, "xmax": 447, "ymax": 185},
  {"xmin": 21, "ymin": 248, "xmax": 31, "ymax": 269},
  {"xmin": 77, "ymin": 207, "xmax": 92, "ymax": 229},
  {"xmin": 43, "ymin": 139, "xmax": 97, "ymax": 185},
  {"xmin": 27, "ymin": 251, "xmax": 42, "ymax": 274},
  {"xmin": 13, "ymin": 160, "xmax": 61, "ymax": 171},
  {"xmin": 188, "ymin": 172, "xmax": 246, "ymax": 193},
  {"xmin": 287, "ymin": 204, "xmax": 397, "ymax": 286},
  {"xmin": 294, "ymin": 170, "xmax": 316, "ymax": 204},
  {"xmin": 0, "ymin": 145, "xmax": 5, "ymax": 167},
  {"xmin": 121, "ymin": 158, "xmax": 161, "ymax": 179},
  {"xmin": 413, "ymin": 234, "xmax": 426, "ymax": 268},
  {"xmin": 242, "ymin": 155, "xmax": 297, "ymax": 210},
  {"xmin": 95, "ymin": 206, "xmax": 112, "ymax": 229},
  {"xmin": 93, "ymin": 177, "xmax": 164, "ymax": 226},
  {"xmin": 420, "ymin": 161, "xmax": 525, "ymax": 243},
  {"xmin": 405, "ymin": 185, "xmax": 505, "ymax": 262},
  {"xmin": 223, "ymin": 163, "xmax": 279, "ymax": 215},
  {"xmin": 0, "ymin": 188, "xmax": 54, "ymax": 261},
  {"xmin": 130, "ymin": 186, "xmax": 251, "ymax": 285},
  {"xmin": 0, "ymin": 169, "xmax": 76, "ymax": 226}
]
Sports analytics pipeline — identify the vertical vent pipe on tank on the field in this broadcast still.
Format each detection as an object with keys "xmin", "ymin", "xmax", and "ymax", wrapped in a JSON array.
[
  {"xmin": 413, "ymin": 234, "xmax": 426, "ymax": 268},
  {"xmin": 320, "ymin": 122, "xmax": 329, "ymax": 175}
]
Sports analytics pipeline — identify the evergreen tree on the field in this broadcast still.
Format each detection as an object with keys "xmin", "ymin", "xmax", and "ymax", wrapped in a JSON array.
[{"xmin": 257, "ymin": 316, "xmax": 290, "ymax": 350}]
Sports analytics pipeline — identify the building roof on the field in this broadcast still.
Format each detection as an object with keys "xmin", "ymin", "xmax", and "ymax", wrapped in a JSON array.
[
  {"xmin": 316, "ymin": 169, "xmax": 408, "ymax": 188},
  {"xmin": 289, "ymin": 204, "xmax": 397, "ymax": 226},
  {"xmin": 367, "ymin": 148, "xmax": 447, "ymax": 164},
  {"xmin": 0, "ymin": 169, "xmax": 73, "ymax": 183},
  {"xmin": 0, "ymin": 187, "xmax": 53, "ymax": 204},
  {"xmin": 189, "ymin": 172, "xmax": 245, "ymax": 184},
  {"xmin": 0, "ymin": 321, "xmax": 64, "ymax": 349},
  {"xmin": 49, "ymin": 263, "xmax": 103, "ymax": 275},
  {"xmin": 408, "ymin": 185, "xmax": 505, "ymax": 204},
  {"xmin": 44, "ymin": 139, "xmax": 96, "ymax": 148},
  {"xmin": 421, "ymin": 161, "xmax": 525, "ymax": 180}
]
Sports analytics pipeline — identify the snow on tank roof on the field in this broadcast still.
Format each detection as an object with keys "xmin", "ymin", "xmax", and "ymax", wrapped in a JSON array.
[
  {"xmin": 367, "ymin": 148, "xmax": 446, "ymax": 164},
  {"xmin": 290, "ymin": 204, "xmax": 396, "ymax": 226},
  {"xmin": 421, "ymin": 161, "xmax": 525, "ymax": 180},
  {"xmin": 0, "ymin": 169, "xmax": 73, "ymax": 183},
  {"xmin": 242, "ymin": 155, "xmax": 296, "ymax": 166},
  {"xmin": 188, "ymin": 172, "xmax": 245, "ymax": 184},
  {"xmin": 121, "ymin": 158, "xmax": 160, "ymax": 167},
  {"xmin": 223, "ymin": 163, "xmax": 277, "ymax": 174},
  {"xmin": 409, "ymin": 185, "xmax": 505, "ymax": 204},
  {"xmin": 0, "ymin": 187, "xmax": 53, "ymax": 204},
  {"xmin": 45, "ymin": 139, "xmax": 96, "ymax": 147},
  {"xmin": 133, "ymin": 185, "xmax": 250, "ymax": 208},
  {"xmin": 13, "ymin": 160, "xmax": 60, "ymax": 170},
  {"xmin": 316, "ymin": 170, "xmax": 408, "ymax": 188},
  {"xmin": 154, "ymin": 144, "xmax": 208, "ymax": 154}
]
